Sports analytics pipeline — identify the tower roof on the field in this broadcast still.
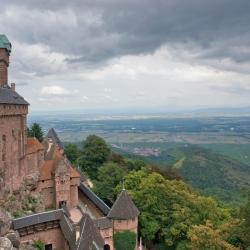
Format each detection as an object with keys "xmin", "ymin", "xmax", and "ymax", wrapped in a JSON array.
[
  {"xmin": 107, "ymin": 190, "xmax": 139, "ymax": 220},
  {"xmin": 77, "ymin": 214, "xmax": 104, "ymax": 249},
  {"xmin": 46, "ymin": 128, "xmax": 64, "ymax": 150},
  {"xmin": 0, "ymin": 86, "xmax": 29, "ymax": 105},
  {"xmin": 0, "ymin": 35, "xmax": 11, "ymax": 53}
]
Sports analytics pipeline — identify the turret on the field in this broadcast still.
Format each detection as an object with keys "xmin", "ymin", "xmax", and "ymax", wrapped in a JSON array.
[
  {"xmin": 0, "ymin": 35, "xmax": 11, "ymax": 87},
  {"xmin": 108, "ymin": 189, "xmax": 139, "ymax": 233}
]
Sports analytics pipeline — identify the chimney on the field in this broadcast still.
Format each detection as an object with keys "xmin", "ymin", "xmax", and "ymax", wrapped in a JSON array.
[
  {"xmin": 11, "ymin": 82, "xmax": 15, "ymax": 91},
  {"xmin": 0, "ymin": 35, "xmax": 11, "ymax": 88}
]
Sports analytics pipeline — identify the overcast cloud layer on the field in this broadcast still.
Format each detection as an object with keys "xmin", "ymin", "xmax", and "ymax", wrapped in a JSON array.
[{"xmin": 1, "ymin": 0, "xmax": 250, "ymax": 111}]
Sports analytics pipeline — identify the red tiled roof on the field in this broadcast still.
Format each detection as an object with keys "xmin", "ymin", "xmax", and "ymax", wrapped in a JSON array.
[
  {"xmin": 40, "ymin": 148, "xmax": 61, "ymax": 180},
  {"xmin": 40, "ymin": 147, "xmax": 80, "ymax": 181},
  {"xmin": 70, "ymin": 166, "xmax": 81, "ymax": 178},
  {"xmin": 26, "ymin": 138, "xmax": 44, "ymax": 155}
]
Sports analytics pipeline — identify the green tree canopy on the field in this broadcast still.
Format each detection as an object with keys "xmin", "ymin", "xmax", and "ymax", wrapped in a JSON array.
[
  {"xmin": 188, "ymin": 221, "xmax": 239, "ymax": 250},
  {"xmin": 64, "ymin": 143, "xmax": 79, "ymax": 165},
  {"xmin": 93, "ymin": 162, "xmax": 126, "ymax": 205},
  {"xmin": 122, "ymin": 170, "xmax": 236, "ymax": 248},
  {"xmin": 27, "ymin": 123, "xmax": 44, "ymax": 142},
  {"xmin": 78, "ymin": 135, "xmax": 111, "ymax": 179}
]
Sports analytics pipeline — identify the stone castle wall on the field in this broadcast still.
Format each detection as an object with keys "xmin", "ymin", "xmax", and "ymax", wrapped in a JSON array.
[
  {"xmin": 20, "ymin": 227, "xmax": 69, "ymax": 250},
  {"xmin": 0, "ymin": 48, "xmax": 9, "ymax": 86},
  {"xmin": 0, "ymin": 105, "xmax": 28, "ymax": 196},
  {"xmin": 113, "ymin": 218, "xmax": 138, "ymax": 233},
  {"xmin": 99, "ymin": 227, "xmax": 114, "ymax": 250}
]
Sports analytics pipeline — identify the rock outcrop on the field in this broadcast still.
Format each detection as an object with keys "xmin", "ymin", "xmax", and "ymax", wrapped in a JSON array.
[
  {"xmin": 0, "ymin": 209, "xmax": 11, "ymax": 236},
  {"xmin": 0, "ymin": 237, "xmax": 13, "ymax": 250}
]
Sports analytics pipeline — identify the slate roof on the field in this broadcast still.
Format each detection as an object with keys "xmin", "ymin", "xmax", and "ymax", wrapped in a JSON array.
[
  {"xmin": 12, "ymin": 209, "xmax": 63, "ymax": 230},
  {"xmin": 107, "ymin": 190, "xmax": 139, "ymax": 220},
  {"xmin": 0, "ymin": 34, "xmax": 11, "ymax": 53},
  {"xmin": 46, "ymin": 128, "xmax": 64, "ymax": 150},
  {"xmin": 12, "ymin": 209, "xmax": 104, "ymax": 250},
  {"xmin": 0, "ymin": 86, "xmax": 29, "ymax": 105},
  {"xmin": 76, "ymin": 214, "xmax": 104, "ymax": 250},
  {"xmin": 79, "ymin": 183, "xmax": 110, "ymax": 216},
  {"xmin": 94, "ymin": 217, "xmax": 112, "ymax": 230}
]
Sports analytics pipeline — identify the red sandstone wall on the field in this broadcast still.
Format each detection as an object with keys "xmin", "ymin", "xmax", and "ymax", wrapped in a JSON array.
[
  {"xmin": 20, "ymin": 227, "xmax": 68, "ymax": 250},
  {"xmin": 113, "ymin": 218, "xmax": 138, "ymax": 234},
  {"xmin": 70, "ymin": 185, "xmax": 78, "ymax": 208},
  {"xmin": 100, "ymin": 227, "xmax": 114, "ymax": 250},
  {"xmin": 0, "ymin": 106, "xmax": 28, "ymax": 195},
  {"xmin": 42, "ymin": 187, "xmax": 55, "ymax": 209},
  {"xmin": 78, "ymin": 190, "xmax": 104, "ymax": 218}
]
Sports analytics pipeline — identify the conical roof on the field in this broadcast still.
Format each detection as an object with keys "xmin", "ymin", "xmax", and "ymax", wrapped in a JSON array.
[
  {"xmin": 46, "ymin": 128, "xmax": 63, "ymax": 150},
  {"xmin": 77, "ymin": 214, "xmax": 104, "ymax": 249},
  {"xmin": 107, "ymin": 190, "xmax": 139, "ymax": 220},
  {"xmin": 0, "ymin": 34, "xmax": 11, "ymax": 53}
]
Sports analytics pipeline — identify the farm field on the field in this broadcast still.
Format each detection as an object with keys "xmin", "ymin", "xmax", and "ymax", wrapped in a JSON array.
[{"xmin": 29, "ymin": 114, "xmax": 250, "ymax": 205}]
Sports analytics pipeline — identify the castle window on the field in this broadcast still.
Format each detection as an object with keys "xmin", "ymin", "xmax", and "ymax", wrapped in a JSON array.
[
  {"xmin": 45, "ymin": 244, "xmax": 52, "ymax": 250},
  {"xmin": 2, "ymin": 135, "xmax": 6, "ymax": 161}
]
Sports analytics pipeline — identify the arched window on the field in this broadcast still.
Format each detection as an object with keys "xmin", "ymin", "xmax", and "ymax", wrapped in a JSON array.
[{"xmin": 104, "ymin": 244, "xmax": 110, "ymax": 250}]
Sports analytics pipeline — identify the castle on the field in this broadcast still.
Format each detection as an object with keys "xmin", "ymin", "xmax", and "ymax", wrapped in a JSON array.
[{"xmin": 0, "ymin": 35, "xmax": 139, "ymax": 250}]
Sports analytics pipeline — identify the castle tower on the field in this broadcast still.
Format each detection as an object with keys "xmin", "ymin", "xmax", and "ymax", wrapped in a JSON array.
[
  {"xmin": 0, "ymin": 35, "xmax": 29, "ymax": 197},
  {"xmin": 0, "ymin": 35, "xmax": 11, "ymax": 87},
  {"xmin": 107, "ymin": 189, "xmax": 140, "ymax": 249}
]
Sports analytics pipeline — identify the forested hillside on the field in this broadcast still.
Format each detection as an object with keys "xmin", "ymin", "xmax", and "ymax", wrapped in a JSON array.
[
  {"xmin": 114, "ymin": 144, "xmax": 250, "ymax": 205},
  {"xmin": 65, "ymin": 135, "xmax": 250, "ymax": 249}
]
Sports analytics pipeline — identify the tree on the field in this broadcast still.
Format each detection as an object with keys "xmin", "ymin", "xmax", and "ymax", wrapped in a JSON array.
[
  {"xmin": 125, "ymin": 159, "xmax": 147, "ymax": 171},
  {"xmin": 93, "ymin": 162, "xmax": 126, "ymax": 205},
  {"xmin": 122, "ymin": 170, "xmax": 235, "ymax": 248},
  {"xmin": 114, "ymin": 231, "xmax": 137, "ymax": 250},
  {"xmin": 188, "ymin": 221, "xmax": 239, "ymax": 250},
  {"xmin": 64, "ymin": 143, "xmax": 79, "ymax": 164},
  {"xmin": 232, "ymin": 192, "xmax": 250, "ymax": 248},
  {"xmin": 78, "ymin": 135, "xmax": 111, "ymax": 179},
  {"xmin": 28, "ymin": 123, "xmax": 44, "ymax": 142}
]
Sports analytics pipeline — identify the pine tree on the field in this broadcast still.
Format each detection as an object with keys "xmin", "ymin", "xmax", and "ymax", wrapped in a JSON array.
[{"xmin": 28, "ymin": 123, "xmax": 44, "ymax": 142}]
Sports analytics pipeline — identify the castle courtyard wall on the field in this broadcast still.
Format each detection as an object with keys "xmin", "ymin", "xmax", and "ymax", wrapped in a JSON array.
[
  {"xmin": 20, "ymin": 227, "xmax": 69, "ymax": 250},
  {"xmin": 70, "ymin": 185, "xmax": 78, "ymax": 208}
]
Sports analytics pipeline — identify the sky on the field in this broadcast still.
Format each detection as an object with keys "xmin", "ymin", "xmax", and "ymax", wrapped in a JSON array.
[{"xmin": 1, "ymin": 0, "xmax": 250, "ymax": 112}]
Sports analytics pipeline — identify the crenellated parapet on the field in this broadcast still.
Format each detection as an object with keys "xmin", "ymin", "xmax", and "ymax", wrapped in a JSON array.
[{"xmin": 0, "ymin": 104, "xmax": 28, "ymax": 116}]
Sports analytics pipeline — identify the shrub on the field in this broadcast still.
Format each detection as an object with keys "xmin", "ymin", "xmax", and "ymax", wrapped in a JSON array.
[
  {"xmin": 114, "ymin": 231, "xmax": 137, "ymax": 250},
  {"xmin": 32, "ymin": 240, "xmax": 44, "ymax": 250}
]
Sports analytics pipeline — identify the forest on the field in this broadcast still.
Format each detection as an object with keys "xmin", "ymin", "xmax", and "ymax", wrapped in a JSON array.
[{"xmin": 62, "ymin": 134, "xmax": 250, "ymax": 250}]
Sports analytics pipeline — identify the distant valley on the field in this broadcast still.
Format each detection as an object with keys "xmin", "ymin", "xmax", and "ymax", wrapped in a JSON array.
[{"xmin": 29, "ymin": 113, "xmax": 250, "ymax": 205}]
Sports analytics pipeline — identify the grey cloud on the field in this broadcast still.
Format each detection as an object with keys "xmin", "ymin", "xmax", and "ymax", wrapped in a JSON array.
[
  {"xmin": 212, "ymin": 84, "xmax": 250, "ymax": 95},
  {"xmin": 15, "ymin": 82, "xmax": 29, "ymax": 86},
  {"xmin": 1, "ymin": 0, "xmax": 250, "ymax": 69}
]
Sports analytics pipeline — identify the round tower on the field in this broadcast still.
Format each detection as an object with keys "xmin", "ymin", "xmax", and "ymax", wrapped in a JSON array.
[
  {"xmin": 108, "ymin": 189, "xmax": 140, "ymax": 235},
  {"xmin": 0, "ymin": 35, "xmax": 11, "ymax": 87},
  {"xmin": 0, "ymin": 35, "xmax": 29, "ymax": 197}
]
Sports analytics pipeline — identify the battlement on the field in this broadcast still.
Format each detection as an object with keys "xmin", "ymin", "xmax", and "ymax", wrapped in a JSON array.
[{"xmin": 0, "ymin": 104, "xmax": 28, "ymax": 116}]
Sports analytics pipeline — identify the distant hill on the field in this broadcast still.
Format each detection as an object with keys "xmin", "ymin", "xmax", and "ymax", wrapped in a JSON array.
[
  {"xmin": 149, "ymin": 146, "xmax": 250, "ymax": 204},
  {"xmin": 115, "ymin": 144, "xmax": 250, "ymax": 205}
]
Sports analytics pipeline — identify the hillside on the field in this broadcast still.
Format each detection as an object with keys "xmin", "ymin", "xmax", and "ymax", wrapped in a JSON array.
[
  {"xmin": 172, "ymin": 146, "xmax": 250, "ymax": 203},
  {"xmin": 114, "ymin": 144, "xmax": 250, "ymax": 204}
]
